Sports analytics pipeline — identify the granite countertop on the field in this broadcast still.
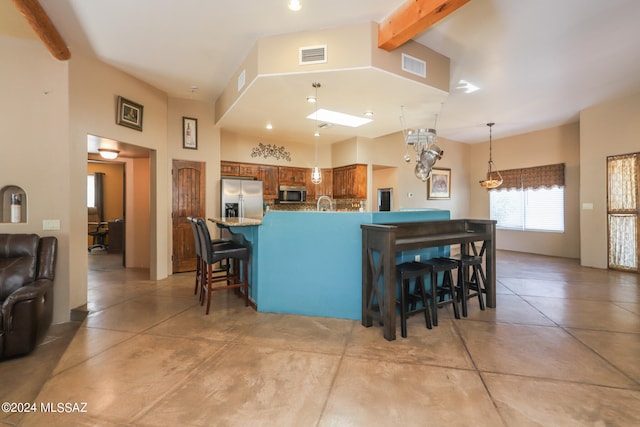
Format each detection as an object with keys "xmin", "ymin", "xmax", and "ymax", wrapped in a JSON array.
[{"xmin": 208, "ymin": 217, "xmax": 262, "ymax": 226}]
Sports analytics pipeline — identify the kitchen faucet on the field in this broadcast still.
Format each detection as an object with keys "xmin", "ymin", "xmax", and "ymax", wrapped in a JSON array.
[{"xmin": 317, "ymin": 195, "xmax": 333, "ymax": 211}]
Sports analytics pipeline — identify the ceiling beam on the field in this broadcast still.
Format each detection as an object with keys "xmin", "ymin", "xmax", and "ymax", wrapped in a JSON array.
[
  {"xmin": 11, "ymin": 0, "xmax": 70, "ymax": 60},
  {"xmin": 378, "ymin": 0, "xmax": 471, "ymax": 51}
]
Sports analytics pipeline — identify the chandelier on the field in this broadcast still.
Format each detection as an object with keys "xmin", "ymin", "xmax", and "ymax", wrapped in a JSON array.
[
  {"xmin": 401, "ymin": 109, "xmax": 443, "ymax": 182},
  {"xmin": 479, "ymin": 122, "xmax": 503, "ymax": 189}
]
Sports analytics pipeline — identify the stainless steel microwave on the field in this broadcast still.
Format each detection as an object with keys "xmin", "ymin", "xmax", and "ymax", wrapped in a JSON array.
[{"xmin": 278, "ymin": 185, "xmax": 306, "ymax": 203}]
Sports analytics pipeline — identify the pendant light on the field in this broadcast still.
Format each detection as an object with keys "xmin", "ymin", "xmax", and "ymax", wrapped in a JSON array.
[
  {"xmin": 479, "ymin": 122, "xmax": 503, "ymax": 189},
  {"xmin": 310, "ymin": 82, "xmax": 322, "ymax": 184}
]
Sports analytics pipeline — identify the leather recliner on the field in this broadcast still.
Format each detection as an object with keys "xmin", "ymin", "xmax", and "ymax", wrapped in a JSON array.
[{"xmin": 0, "ymin": 233, "xmax": 57, "ymax": 360}]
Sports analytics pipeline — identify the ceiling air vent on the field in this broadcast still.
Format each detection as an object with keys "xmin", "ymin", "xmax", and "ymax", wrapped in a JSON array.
[
  {"xmin": 299, "ymin": 45, "xmax": 327, "ymax": 65},
  {"xmin": 402, "ymin": 53, "xmax": 426, "ymax": 78}
]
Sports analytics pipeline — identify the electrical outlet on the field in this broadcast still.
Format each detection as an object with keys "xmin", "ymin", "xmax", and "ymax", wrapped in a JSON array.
[
  {"xmin": 414, "ymin": 254, "xmax": 420, "ymax": 262},
  {"xmin": 42, "ymin": 219, "xmax": 60, "ymax": 231}
]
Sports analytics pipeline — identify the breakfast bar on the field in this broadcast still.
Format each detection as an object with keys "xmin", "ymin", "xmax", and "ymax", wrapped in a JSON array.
[
  {"xmin": 209, "ymin": 209, "xmax": 452, "ymax": 319},
  {"xmin": 361, "ymin": 219, "xmax": 497, "ymax": 341}
]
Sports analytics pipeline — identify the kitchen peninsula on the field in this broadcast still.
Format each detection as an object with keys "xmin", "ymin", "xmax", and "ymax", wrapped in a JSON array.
[{"xmin": 210, "ymin": 209, "xmax": 452, "ymax": 319}]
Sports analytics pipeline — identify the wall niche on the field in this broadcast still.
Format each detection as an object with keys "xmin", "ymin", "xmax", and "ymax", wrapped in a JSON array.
[{"xmin": 1, "ymin": 185, "xmax": 27, "ymax": 223}]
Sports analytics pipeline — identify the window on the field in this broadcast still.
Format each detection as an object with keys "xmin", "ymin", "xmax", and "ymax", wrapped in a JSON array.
[
  {"xmin": 489, "ymin": 163, "xmax": 565, "ymax": 232},
  {"xmin": 87, "ymin": 174, "xmax": 96, "ymax": 207},
  {"xmin": 490, "ymin": 187, "xmax": 564, "ymax": 232}
]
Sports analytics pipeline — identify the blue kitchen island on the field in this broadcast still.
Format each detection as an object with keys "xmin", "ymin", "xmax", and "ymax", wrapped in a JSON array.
[{"xmin": 210, "ymin": 209, "xmax": 450, "ymax": 320}]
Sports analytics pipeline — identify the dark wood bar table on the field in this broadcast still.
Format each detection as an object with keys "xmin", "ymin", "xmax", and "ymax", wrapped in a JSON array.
[{"xmin": 361, "ymin": 219, "xmax": 497, "ymax": 341}]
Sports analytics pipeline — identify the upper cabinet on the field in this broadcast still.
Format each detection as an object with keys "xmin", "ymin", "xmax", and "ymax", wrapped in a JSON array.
[
  {"xmin": 333, "ymin": 164, "xmax": 367, "ymax": 199},
  {"xmin": 278, "ymin": 166, "xmax": 307, "ymax": 187},
  {"xmin": 221, "ymin": 161, "xmax": 240, "ymax": 176},
  {"xmin": 258, "ymin": 165, "xmax": 278, "ymax": 200},
  {"xmin": 307, "ymin": 168, "xmax": 333, "ymax": 200}
]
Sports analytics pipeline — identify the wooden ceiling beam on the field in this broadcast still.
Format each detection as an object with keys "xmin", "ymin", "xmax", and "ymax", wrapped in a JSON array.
[
  {"xmin": 11, "ymin": 0, "xmax": 70, "ymax": 60},
  {"xmin": 378, "ymin": 0, "xmax": 471, "ymax": 51}
]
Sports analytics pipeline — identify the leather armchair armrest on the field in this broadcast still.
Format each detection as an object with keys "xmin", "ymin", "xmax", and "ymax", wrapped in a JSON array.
[{"xmin": 2, "ymin": 279, "xmax": 52, "ymax": 331}]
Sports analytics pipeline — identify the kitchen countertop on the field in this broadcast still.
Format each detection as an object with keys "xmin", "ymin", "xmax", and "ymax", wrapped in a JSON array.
[{"xmin": 208, "ymin": 217, "xmax": 262, "ymax": 227}]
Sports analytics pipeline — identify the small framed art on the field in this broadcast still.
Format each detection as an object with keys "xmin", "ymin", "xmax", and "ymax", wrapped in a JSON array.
[
  {"xmin": 116, "ymin": 96, "xmax": 143, "ymax": 131},
  {"xmin": 183, "ymin": 117, "xmax": 197, "ymax": 149},
  {"xmin": 427, "ymin": 168, "xmax": 451, "ymax": 200}
]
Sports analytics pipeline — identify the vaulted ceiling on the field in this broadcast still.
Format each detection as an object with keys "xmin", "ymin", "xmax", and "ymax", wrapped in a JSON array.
[{"xmin": 5, "ymin": 0, "xmax": 640, "ymax": 144}]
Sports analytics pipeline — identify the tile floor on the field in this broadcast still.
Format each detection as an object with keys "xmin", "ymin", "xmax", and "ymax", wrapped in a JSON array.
[{"xmin": 1, "ymin": 250, "xmax": 639, "ymax": 426}]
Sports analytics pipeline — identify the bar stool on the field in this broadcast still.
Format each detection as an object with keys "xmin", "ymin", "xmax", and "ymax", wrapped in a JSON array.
[
  {"xmin": 421, "ymin": 258, "xmax": 460, "ymax": 326},
  {"xmin": 187, "ymin": 217, "xmax": 230, "ymax": 300},
  {"xmin": 395, "ymin": 262, "xmax": 433, "ymax": 338},
  {"xmin": 445, "ymin": 253, "xmax": 486, "ymax": 317},
  {"xmin": 193, "ymin": 218, "xmax": 250, "ymax": 314}
]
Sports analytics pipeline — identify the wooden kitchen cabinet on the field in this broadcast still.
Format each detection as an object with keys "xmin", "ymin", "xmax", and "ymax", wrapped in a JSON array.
[
  {"xmin": 221, "ymin": 161, "xmax": 260, "ymax": 178},
  {"xmin": 278, "ymin": 166, "xmax": 307, "ymax": 186},
  {"xmin": 221, "ymin": 161, "xmax": 240, "ymax": 176},
  {"xmin": 307, "ymin": 168, "xmax": 333, "ymax": 200},
  {"xmin": 258, "ymin": 165, "xmax": 278, "ymax": 199},
  {"xmin": 238, "ymin": 163, "xmax": 259, "ymax": 177},
  {"xmin": 333, "ymin": 164, "xmax": 367, "ymax": 199}
]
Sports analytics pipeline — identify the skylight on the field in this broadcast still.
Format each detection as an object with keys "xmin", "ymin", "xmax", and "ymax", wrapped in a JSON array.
[{"xmin": 306, "ymin": 108, "xmax": 372, "ymax": 128}]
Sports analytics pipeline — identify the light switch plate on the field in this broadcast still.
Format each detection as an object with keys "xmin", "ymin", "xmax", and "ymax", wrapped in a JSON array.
[{"xmin": 42, "ymin": 219, "xmax": 60, "ymax": 231}]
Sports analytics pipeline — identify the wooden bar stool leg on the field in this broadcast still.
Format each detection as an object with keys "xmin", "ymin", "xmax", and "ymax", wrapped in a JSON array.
[
  {"xmin": 206, "ymin": 263, "xmax": 213, "ymax": 315},
  {"xmin": 243, "ymin": 259, "xmax": 249, "ymax": 307},
  {"xmin": 417, "ymin": 276, "xmax": 432, "ymax": 329},
  {"xmin": 431, "ymin": 270, "xmax": 439, "ymax": 327},
  {"xmin": 458, "ymin": 265, "xmax": 469, "ymax": 317},
  {"xmin": 472, "ymin": 265, "xmax": 486, "ymax": 311},
  {"xmin": 446, "ymin": 270, "xmax": 460, "ymax": 319}
]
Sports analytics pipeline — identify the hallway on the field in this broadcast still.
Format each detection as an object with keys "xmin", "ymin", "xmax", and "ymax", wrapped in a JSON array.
[{"xmin": 2, "ymin": 250, "xmax": 639, "ymax": 426}]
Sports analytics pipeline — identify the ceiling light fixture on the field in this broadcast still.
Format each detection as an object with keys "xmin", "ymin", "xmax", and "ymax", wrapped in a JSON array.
[
  {"xmin": 306, "ymin": 96, "xmax": 316, "ymax": 103},
  {"xmin": 98, "ymin": 148, "xmax": 119, "ymax": 160},
  {"xmin": 266, "ymin": 123, "xmax": 273, "ymax": 130},
  {"xmin": 400, "ymin": 107, "xmax": 443, "ymax": 182},
  {"xmin": 479, "ymin": 123, "xmax": 503, "ymax": 189},
  {"xmin": 310, "ymin": 82, "xmax": 322, "ymax": 185},
  {"xmin": 364, "ymin": 111, "xmax": 374, "ymax": 118},
  {"xmin": 287, "ymin": 0, "xmax": 302, "ymax": 11}
]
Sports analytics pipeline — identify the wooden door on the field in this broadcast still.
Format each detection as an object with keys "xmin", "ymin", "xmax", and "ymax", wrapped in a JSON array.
[{"xmin": 172, "ymin": 159, "xmax": 205, "ymax": 273}]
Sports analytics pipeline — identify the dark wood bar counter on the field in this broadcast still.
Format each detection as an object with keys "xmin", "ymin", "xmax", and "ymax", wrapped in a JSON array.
[{"xmin": 361, "ymin": 219, "xmax": 497, "ymax": 341}]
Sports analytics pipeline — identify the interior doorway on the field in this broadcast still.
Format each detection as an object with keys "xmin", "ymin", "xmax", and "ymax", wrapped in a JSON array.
[{"xmin": 87, "ymin": 134, "xmax": 152, "ymax": 273}]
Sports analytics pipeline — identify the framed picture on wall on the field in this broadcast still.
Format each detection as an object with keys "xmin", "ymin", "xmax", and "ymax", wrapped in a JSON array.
[
  {"xmin": 116, "ymin": 96, "xmax": 143, "ymax": 131},
  {"xmin": 183, "ymin": 117, "xmax": 197, "ymax": 149},
  {"xmin": 427, "ymin": 168, "xmax": 451, "ymax": 200}
]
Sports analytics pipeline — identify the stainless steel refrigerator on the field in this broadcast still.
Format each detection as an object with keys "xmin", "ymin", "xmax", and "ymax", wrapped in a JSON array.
[{"xmin": 221, "ymin": 178, "xmax": 264, "ymax": 219}]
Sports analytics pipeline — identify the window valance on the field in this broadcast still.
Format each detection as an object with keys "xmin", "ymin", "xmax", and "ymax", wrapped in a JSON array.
[{"xmin": 493, "ymin": 163, "xmax": 565, "ymax": 191}]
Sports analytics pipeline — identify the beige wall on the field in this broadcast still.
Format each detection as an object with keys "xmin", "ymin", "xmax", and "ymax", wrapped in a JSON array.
[
  {"xmin": 167, "ymin": 97, "xmax": 222, "ymax": 248},
  {"xmin": 468, "ymin": 123, "xmax": 581, "ymax": 258},
  {"xmin": 68, "ymin": 53, "xmax": 170, "ymax": 318},
  {"xmin": 220, "ymin": 129, "xmax": 331, "ymax": 169},
  {"xmin": 579, "ymin": 91, "xmax": 640, "ymax": 268},
  {"xmin": 0, "ymin": 36, "xmax": 70, "ymax": 323}
]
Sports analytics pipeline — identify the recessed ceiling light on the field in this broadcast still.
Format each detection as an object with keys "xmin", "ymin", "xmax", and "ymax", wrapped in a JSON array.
[
  {"xmin": 266, "ymin": 123, "xmax": 273, "ymax": 130},
  {"xmin": 364, "ymin": 111, "xmax": 374, "ymax": 118},
  {"xmin": 287, "ymin": 0, "xmax": 302, "ymax": 11},
  {"xmin": 306, "ymin": 96, "xmax": 316, "ymax": 103},
  {"xmin": 307, "ymin": 108, "xmax": 373, "ymax": 128}
]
